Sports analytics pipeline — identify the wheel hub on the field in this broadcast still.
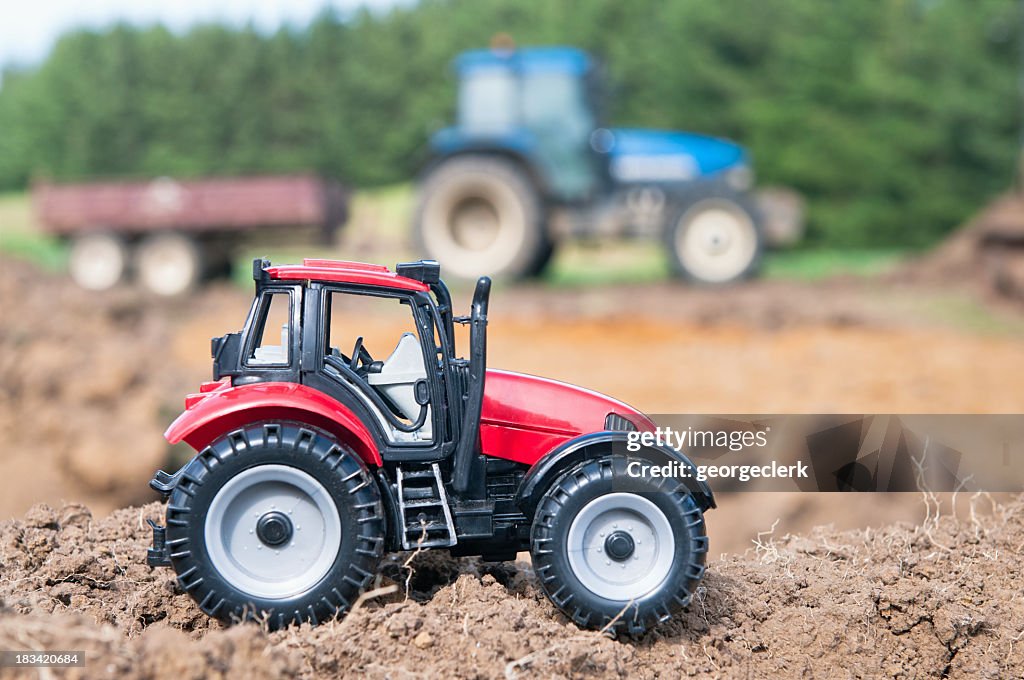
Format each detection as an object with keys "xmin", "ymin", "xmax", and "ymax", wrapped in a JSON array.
[
  {"xmin": 256, "ymin": 511, "xmax": 293, "ymax": 547},
  {"xmin": 450, "ymin": 196, "xmax": 500, "ymax": 250},
  {"xmin": 566, "ymin": 492, "xmax": 676, "ymax": 601},
  {"xmin": 604, "ymin": 530, "xmax": 635, "ymax": 561},
  {"xmin": 675, "ymin": 200, "xmax": 758, "ymax": 283},
  {"xmin": 703, "ymin": 227, "xmax": 732, "ymax": 254},
  {"xmin": 204, "ymin": 464, "xmax": 342, "ymax": 600}
]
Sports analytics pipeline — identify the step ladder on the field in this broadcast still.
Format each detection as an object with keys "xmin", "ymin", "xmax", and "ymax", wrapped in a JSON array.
[{"xmin": 396, "ymin": 463, "xmax": 457, "ymax": 550}]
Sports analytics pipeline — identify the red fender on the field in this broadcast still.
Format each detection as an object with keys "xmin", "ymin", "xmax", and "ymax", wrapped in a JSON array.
[{"xmin": 164, "ymin": 381, "xmax": 382, "ymax": 467}]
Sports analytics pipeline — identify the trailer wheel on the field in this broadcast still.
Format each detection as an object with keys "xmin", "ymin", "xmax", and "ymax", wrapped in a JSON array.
[
  {"xmin": 414, "ymin": 156, "xmax": 550, "ymax": 280},
  {"xmin": 163, "ymin": 423, "xmax": 385, "ymax": 631},
  {"xmin": 134, "ymin": 233, "xmax": 203, "ymax": 296},
  {"xmin": 68, "ymin": 233, "xmax": 128, "ymax": 291},
  {"xmin": 530, "ymin": 455, "xmax": 708, "ymax": 636},
  {"xmin": 666, "ymin": 189, "xmax": 762, "ymax": 284}
]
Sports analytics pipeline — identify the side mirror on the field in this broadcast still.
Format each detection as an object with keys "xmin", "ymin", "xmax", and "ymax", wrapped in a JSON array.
[{"xmin": 211, "ymin": 332, "xmax": 241, "ymax": 380}]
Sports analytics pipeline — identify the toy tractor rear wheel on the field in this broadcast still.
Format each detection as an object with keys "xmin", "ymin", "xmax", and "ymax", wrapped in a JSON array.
[
  {"xmin": 414, "ymin": 156, "xmax": 552, "ymax": 280},
  {"xmin": 665, "ymin": 186, "xmax": 763, "ymax": 284},
  {"xmin": 530, "ymin": 455, "xmax": 708, "ymax": 635},
  {"xmin": 162, "ymin": 422, "xmax": 385, "ymax": 630}
]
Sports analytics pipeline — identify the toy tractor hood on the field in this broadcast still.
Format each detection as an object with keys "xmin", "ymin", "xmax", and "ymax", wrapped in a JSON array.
[
  {"xmin": 607, "ymin": 128, "xmax": 746, "ymax": 183},
  {"xmin": 482, "ymin": 368, "xmax": 654, "ymax": 441}
]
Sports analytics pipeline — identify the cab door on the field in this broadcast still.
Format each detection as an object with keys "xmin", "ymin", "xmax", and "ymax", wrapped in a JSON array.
[{"xmin": 301, "ymin": 284, "xmax": 445, "ymax": 459}]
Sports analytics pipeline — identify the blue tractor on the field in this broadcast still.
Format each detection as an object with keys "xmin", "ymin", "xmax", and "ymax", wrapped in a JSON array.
[{"xmin": 414, "ymin": 46, "xmax": 794, "ymax": 284}]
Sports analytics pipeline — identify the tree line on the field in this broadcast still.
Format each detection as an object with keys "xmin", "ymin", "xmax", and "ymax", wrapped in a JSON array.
[{"xmin": 0, "ymin": 0, "xmax": 1018, "ymax": 246}]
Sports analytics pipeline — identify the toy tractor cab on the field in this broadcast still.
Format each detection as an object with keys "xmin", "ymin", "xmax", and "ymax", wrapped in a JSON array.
[
  {"xmin": 147, "ymin": 258, "xmax": 713, "ymax": 635},
  {"xmin": 415, "ymin": 46, "xmax": 788, "ymax": 284}
]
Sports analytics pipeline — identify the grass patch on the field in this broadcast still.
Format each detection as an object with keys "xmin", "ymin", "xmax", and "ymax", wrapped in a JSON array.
[
  {"xmin": 0, "ymin": 230, "xmax": 67, "ymax": 271},
  {"xmin": 543, "ymin": 241, "xmax": 668, "ymax": 287},
  {"xmin": 0, "ymin": 191, "xmax": 68, "ymax": 271},
  {"xmin": 544, "ymin": 244, "xmax": 910, "ymax": 287},
  {"xmin": 762, "ymin": 248, "xmax": 909, "ymax": 280}
]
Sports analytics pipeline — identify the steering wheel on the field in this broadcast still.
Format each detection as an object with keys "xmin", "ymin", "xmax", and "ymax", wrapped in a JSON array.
[{"xmin": 349, "ymin": 336, "xmax": 374, "ymax": 373}]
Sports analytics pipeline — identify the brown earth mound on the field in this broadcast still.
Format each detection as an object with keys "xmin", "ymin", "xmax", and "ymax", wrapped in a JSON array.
[
  {"xmin": 898, "ymin": 193, "xmax": 1024, "ymax": 303},
  {"xmin": 0, "ymin": 258, "xmax": 228, "ymax": 516},
  {"xmin": 0, "ymin": 259, "xmax": 179, "ymax": 513},
  {"xmin": 1, "ymin": 495, "xmax": 1021, "ymax": 678}
]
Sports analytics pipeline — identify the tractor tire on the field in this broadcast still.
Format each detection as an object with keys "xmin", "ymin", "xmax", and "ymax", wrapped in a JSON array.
[
  {"xmin": 530, "ymin": 455, "xmax": 708, "ymax": 636},
  {"xmin": 162, "ymin": 422, "xmax": 386, "ymax": 630},
  {"xmin": 414, "ymin": 156, "xmax": 550, "ymax": 280},
  {"xmin": 665, "ymin": 186, "xmax": 763, "ymax": 285},
  {"xmin": 134, "ymin": 232, "xmax": 203, "ymax": 297},
  {"xmin": 524, "ymin": 238, "xmax": 558, "ymax": 278},
  {"xmin": 68, "ymin": 232, "xmax": 129, "ymax": 291}
]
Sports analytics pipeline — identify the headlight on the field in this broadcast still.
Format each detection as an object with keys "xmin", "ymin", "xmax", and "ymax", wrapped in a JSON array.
[{"xmin": 725, "ymin": 165, "xmax": 754, "ymax": 192}]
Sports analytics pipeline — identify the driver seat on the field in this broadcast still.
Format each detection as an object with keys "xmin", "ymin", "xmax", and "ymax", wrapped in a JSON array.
[{"xmin": 366, "ymin": 333, "xmax": 427, "ymax": 422}]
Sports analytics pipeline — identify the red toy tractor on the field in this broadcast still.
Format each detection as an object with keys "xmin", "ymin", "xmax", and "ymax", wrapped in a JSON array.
[{"xmin": 147, "ymin": 258, "xmax": 713, "ymax": 635}]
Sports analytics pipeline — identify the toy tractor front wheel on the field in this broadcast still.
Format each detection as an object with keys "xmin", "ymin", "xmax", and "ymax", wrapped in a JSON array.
[
  {"xmin": 162, "ymin": 423, "xmax": 385, "ymax": 630},
  {"xmin": 530, "ymin": 455, "xmax": 708, "ymax": 635}
]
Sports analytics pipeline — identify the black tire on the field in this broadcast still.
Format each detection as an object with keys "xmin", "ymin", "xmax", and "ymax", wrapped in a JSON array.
[
  {"xmin": 163, "ymin": 422, "xmax": 385, "ymax": 630},
  {"xmin": 413, "ymin": 156, "xmax": 551, "ymax": 280},
  {"xmin": 530, "ymin": 455, "xmax": 708, "ymax": 636},
  {"xmin": 665, "ymin": 185, "xmax": 763, "ymax": 285},
  {"xmin": 523, "ymin": 238, "xmax": 558, "ymax": 278},
  {"xmin": 134, "ymin": 232, "xmax": 204, "ymax": 297}
]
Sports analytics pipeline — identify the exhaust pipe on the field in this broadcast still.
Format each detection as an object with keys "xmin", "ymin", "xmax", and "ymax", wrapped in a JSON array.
[{"xmin": 452, "ymin": 276, "xmax": 491, "ymax": 492}]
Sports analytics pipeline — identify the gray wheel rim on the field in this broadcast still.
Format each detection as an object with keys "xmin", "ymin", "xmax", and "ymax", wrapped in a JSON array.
[
  {"xmin": 204, "ymin": 465, "xmax": 342, "ymax": 600},
  {"xmin": 450, "ymin": 197, "xmax": 501, "ymax": 250},
  {"xmin": 136, "ymin": 234, "xmax": 198, "ymax": 296},
  {"xmin": 566, "ymin": 492, "xmax": 675, "ymax": 601},
  {"xmin": 69, "ymin": 234, "xmax": 126, "ymax": 291},
  {"xmin": 675, "ymin": 199, "xmax": 757, "ymax": 283},
  {"xmin": 422, "ymin": 178, "xmax": 527, "ymax": 278}
]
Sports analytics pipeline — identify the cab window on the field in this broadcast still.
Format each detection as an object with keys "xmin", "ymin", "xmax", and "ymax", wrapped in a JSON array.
[
  {"xmin": 324, "ymin": 291, "xmax": 421, "ymax": 367},
  {"xmin": 247, "ymin": 291, "xmax": 291, "ymax": 366},
  {"xmin": 323, "ymin": 290, "xmax": 431, "ymax": 431}
]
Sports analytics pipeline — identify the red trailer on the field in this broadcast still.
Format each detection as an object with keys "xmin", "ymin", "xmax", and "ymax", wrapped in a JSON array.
[{"xmin": 33, "ymin": 175, "xmax": 349, "ymax": 296}]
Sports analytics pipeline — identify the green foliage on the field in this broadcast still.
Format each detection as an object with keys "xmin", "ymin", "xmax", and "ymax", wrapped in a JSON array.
[{"xmin": 0, "ymin": 0, "xmax": 1019, "ymax": 246}]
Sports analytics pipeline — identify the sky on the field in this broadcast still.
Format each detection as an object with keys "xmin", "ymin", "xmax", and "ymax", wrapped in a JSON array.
[{"xmin": 0, "ymin": 0, "xmax": 407, "ymax": 68}]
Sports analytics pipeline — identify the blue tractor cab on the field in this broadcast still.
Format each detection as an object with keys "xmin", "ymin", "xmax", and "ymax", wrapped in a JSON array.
[
  {"xmin": 434, "ymin": 47, "xmax": 602, "ymax": 202},
  {"xmin": 414, "ymin": 46, "xmax": 773, "ymax": 283}
]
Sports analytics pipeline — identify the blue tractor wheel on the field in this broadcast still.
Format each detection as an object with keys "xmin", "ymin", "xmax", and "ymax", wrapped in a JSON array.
[
  {"xmin": 414, "ymin": 156, "xmax": 553, "ymax": 280},
  {"xmin": 664, "ymin": 185, "xmax": 763, "ymax": 284}
]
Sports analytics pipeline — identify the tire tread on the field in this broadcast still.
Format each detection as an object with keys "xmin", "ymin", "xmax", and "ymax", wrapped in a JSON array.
[{"xmin": 164, "ymin": 422, "xmax": 385, "ymax": 631}]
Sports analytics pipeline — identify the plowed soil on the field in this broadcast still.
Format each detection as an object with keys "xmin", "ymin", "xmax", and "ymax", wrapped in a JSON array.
[
  {"xmin": 1, "ymin": 496, "xmax": 1022, "ymax": 678},
  {"xmin": 2, "ymin": 256, "xmax": 1024, "ymax": 677}
]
